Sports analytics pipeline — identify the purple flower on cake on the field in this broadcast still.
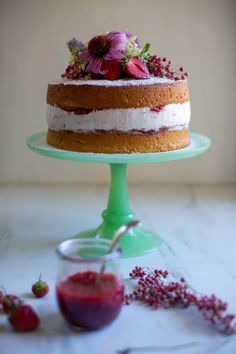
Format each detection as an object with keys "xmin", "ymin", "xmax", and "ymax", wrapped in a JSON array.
[
  {"xmin": 67, "ymin": 38, "xmax": 86, "ymax": 53},
  {"xmin": 80, "ymin": 31, "xmax": 127, "ymax": 74}
]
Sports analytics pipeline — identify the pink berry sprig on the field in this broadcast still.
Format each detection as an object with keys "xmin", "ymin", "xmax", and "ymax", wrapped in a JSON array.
[
  {"xmin": 147, "ymin": 55, "xmax": 189, "ymax": 81},
  {"xmin": 125, "ymin": 266, "xmax": 236, "ymax": 334},
  {"xmin": 32, "ymin": 274, "xmax": 49, "ymax": 298},
  {"xmin": 61, "ymin": 64, "xmax": 87, "ymax": 80}
]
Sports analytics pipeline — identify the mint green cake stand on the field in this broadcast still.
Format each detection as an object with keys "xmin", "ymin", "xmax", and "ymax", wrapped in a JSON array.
[{"xmin": 27, "ymin": 132, "xmax": 211, "ymax": 258}]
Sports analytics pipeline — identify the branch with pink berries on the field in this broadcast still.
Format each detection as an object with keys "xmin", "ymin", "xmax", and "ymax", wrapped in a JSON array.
[
  {"xmin": 125, "ymin": 267, "xmax": 236, "ymax": 334},
  {"xmin": 61, "ymin": 31, "xmax": 189, "ymax": 81}
]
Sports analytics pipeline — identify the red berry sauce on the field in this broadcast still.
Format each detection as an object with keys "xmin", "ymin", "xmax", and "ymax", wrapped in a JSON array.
[
  {"xmin": 56, "ymin": 271, "xmax": 124, "ymax": 330},
  {"xmin": 150, "ymin": 106, "xmax": 164, "ymax": 113}
]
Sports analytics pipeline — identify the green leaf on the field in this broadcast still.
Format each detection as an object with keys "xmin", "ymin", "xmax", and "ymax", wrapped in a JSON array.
[{"xmin": 139, "ymin": 43, "xmax": 151, "ymax": 58}]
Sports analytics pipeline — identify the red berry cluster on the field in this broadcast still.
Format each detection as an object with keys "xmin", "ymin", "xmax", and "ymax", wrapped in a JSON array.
[
  {"xmin": 61, "ymin": 64, "xmax": 86, "ymax": 80},
  {"xmin": 125, "ymin": 266, "xmax": 236, "ymax": 334},
  {"xmin": 147, "ymin": 55, "xmax": 189, "ymax": 81}
]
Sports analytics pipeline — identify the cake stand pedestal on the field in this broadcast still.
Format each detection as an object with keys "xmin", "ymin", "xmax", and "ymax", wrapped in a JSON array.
[{"xmin": 27, "ymin": 132, "xmax": 211, "ymax": 258}]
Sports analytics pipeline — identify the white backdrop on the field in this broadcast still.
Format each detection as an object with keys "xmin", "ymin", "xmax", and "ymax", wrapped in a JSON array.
[{"xmin": 0, "ymin": 0, "xmax": 235, "ymax": 184}]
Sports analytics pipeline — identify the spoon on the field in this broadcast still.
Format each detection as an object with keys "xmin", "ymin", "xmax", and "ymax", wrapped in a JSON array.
[{"xmin": 97, "ymin": 220, "xmax": 140, "ymax": 282}]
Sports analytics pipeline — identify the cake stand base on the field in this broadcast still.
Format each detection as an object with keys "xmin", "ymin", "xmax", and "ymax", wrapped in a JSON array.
[
  {"xmin": 77, "ymin": 163, "xmax": 162, "ymax": 258},
  {"xmin": 77, "ymin": 228, "xmax": 162, "ymax": 259}
]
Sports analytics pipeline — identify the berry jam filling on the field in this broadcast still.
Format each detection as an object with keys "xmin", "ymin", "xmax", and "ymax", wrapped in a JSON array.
[
  {"xmin": 68, "ymin": 108, "xmax": 94, "ymax": 115},
  {"xmin": 63, "ymin": 107, "xmax": 166, "ymax": 115},
  {"xmin": 150, "ymin": 106, "xmax": 164, "ymax": 113}
]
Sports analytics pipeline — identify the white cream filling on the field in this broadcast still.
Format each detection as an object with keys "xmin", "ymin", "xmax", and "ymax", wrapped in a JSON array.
[{"xmin": 46, "ymin": 102, "xmax": 190, "ymax": 133}]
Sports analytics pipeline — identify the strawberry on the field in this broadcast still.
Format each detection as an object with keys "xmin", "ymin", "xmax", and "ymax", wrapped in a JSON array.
[
  {"xmin": 101, "ymin": 60, "xmax": 121, "ymax": 80},
  {"xmin": 9, "ymin": 304, "xmax": 39, "ymax": 332},
  {"xmin": 125, "ymin": 57, "xmax": 150, "ymax": 79},
  {"xmin": 32, "ymin": 275, "xmax": 49, "ymax": 298},
  {"xmin": 2, "ymin": 294, "xmax": 22, "ymax": 314},
  {"xmin": 0, "ymin": 290, "xmax": 4, "ymax": 305}
]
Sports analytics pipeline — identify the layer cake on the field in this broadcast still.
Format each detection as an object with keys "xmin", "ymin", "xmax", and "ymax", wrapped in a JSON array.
[{"xmin": 46, "ymin": 32, "xmax": 190, "ymax": 153}]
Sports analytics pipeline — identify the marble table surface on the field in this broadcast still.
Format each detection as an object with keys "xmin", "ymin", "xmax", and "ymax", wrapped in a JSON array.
[{"xmin": 0, "ymin": 184, "xmax": 236, "ymax": 354}]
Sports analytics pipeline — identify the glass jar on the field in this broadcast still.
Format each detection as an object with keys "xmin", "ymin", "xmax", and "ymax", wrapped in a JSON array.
[{"xmin": 56, "ymin": 238, "xmax": 124, "ymax": 330}]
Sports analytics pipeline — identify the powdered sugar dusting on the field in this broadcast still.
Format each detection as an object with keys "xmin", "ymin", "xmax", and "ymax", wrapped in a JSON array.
[{"xmin": 50, "ymin": 77, "xmax": 184, "ymax": 87}]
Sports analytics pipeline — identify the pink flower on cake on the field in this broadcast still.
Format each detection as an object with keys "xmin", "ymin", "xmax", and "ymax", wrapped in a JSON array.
[{"xmin": 80, "ymin": 31, "xmax": 127, "ymax": 74}]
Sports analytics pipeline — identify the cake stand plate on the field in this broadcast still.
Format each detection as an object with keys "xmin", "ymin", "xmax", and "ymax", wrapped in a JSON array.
[{"xmin": 27, "ymin": 132, "xmax": 211, "ymax": 258}]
